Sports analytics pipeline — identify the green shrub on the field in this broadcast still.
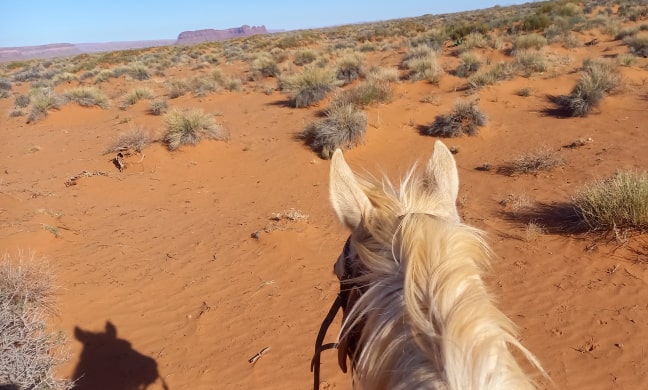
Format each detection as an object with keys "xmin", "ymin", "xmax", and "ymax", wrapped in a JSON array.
[
  {"xmin": 423, "ymin": 100, "xmax": 486, "ymax": 137},
  {"xmin": 299, "ymin": 102, "xmax": 367, "ymax": 159},
  {"xmin": 280, "ymin": 66, "xmax": 339, "ymax": 108},
  {"xmin": 63, "ymin": 86, "xmax": 110, "ymax": 108},
  {"xmin": 163, "ymin": 108, "xmax": 228, "ymax": 150},
  {"xmin": 574, "ymin": 171, "xmax": 648, "ymax": 231}
]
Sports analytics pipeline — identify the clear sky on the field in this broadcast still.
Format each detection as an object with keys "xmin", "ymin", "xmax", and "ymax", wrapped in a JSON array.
[{"xmin": 2, "ymin": 1, "xmax": 529, "ymax": 47}]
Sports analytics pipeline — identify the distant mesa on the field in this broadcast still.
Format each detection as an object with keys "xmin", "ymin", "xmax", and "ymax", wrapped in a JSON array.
[
  {"xmin": 175, "ymin": 25, "xmax": 268, "ymax": 44},
  {"xmin": 0, "ymin": 25, "xmax": 270, "ymax": 62}
]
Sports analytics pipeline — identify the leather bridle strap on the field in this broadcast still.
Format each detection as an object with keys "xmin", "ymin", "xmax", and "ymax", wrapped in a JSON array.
[{"xmin": 311, "ymin": 293, "xmax": 343, "ymax": 390}]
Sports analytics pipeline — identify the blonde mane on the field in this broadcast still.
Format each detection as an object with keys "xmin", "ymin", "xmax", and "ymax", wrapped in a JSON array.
[{"xmin": 329, "ymin": 141, "xmax": 545, "ymax": 390}]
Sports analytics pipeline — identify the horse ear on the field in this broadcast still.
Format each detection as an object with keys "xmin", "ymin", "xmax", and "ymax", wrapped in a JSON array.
[
  {"xmin": 330, "ymin": 149, "xmax": 372, "ymax": 230},
  {"xmin": 424, "ymin": 140, "xmax": 459, "ymax": 203}
]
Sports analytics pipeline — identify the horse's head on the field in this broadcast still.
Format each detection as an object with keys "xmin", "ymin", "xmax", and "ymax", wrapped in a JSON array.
[{"xmin": 330, "ymin": 140, "xmax": 461, "ymax": 281}]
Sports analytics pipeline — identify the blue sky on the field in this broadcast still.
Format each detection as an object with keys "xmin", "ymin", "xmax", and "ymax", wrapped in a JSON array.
[{"xmin": 2, "ymin": 1, "xmax": 529, "ymax": 47}]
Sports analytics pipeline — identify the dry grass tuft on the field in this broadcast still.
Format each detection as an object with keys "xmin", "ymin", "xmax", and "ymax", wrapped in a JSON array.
[
  {"xmin": 573, "ymin": 171, "xmax": 648, "ymax": 231},
  {"xmin": 280, "ymin": 66, "xmax": 340, "ymax": 108},
  {"xmin": 299, "ymin": 102, "xmax": 367, "ymax": 159},
  {"xmin": 502, "ymin": 147, "xmax": 564, "ymax": 175},
  {"xmin": 423, "ymin": 100, "xmax": 487, "ymax": 137},
  {"xmin": 104, "ymin": 126, "xmax": 153, "ymax": 154},
  {"xmin": 0, "ymin": 252, "xmax": 73, "ymax": 390},
  {"xmin": 163, "ymin": 108, "xmax": 228, "ymax": 151},
  {"xmin": 63, "ymin": 86, "xmax": 110, "ymax": 109}
]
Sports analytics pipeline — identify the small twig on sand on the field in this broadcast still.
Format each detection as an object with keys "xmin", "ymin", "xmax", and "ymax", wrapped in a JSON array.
[{"xmin": 248, "ymin": 346, "xmax": 271, "ymax": 364}]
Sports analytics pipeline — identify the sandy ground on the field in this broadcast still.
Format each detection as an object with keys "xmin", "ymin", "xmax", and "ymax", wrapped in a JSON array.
[{"xmin": 1, "ymin": 28, "xmax": 648, "ymax": 390}]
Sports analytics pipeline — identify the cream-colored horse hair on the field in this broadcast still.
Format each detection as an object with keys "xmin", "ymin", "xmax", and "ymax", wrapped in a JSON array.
[{"xmin": 329, "ymin": 141, "xmax": 545, "ymax": 390}]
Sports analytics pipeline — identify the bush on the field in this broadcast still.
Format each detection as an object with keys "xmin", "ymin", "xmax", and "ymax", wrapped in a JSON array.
[
  {"xmin": 624, "ymin": 32, "xmax": 648, "ymax": 57},
  {"xmin": 554, "ymin": 60, "xmax": 621, "ymax": 117},
  {"xmin": 15, "ymin": 94, "xmax": 30, "ymax": 108},
  {"xmin": 403, "ymin": 48, "xmax": 444, "ymax": 84},
  {"xmin": 299, "ymin": 102, "xmax": 367, "ymax": 159},
  {"xmin": 28, "ymin": 88, "xmax": 63, "ymax": 123},
  {"xmin": 63, "ymin": 86, "xmax": 110, "ymax": 108},
  {"xmin": 366, "ymin": 66, "xmax": 400, "ymax": 83},
  {"xmin": 423, "ymin": 100, "xmax": 486, "ymax": 137},
  {"xmin": 574, "ymin": 171, "xmax": 648, "ymax": 231},
  {"xmin": 0, "ymin": 253, "xmax": 73, "ymax": 390},
  {"xmin": 504, "ymin": 147, "xmax": 564, "ymax": 174},
  {"xmin": 120, "ymin": 87, "xmax": 154, "ymax": 109},
  {"xmin": 293, "ymin": 49, "xmax": 317, "ymax": 66},
  {"xmin": 467, "ymin": 62, "xmax": 513, "ymax": 88},
  {"xmin": 149, "ymin": 99, "xmax": 168, "ymax": 115},
  {"xmin": 455, "ymin": 52, "xmax": 481, "ymax": 78},
  {"xmin": 514, "ymin": 50, "xmax": 547, "ymax": 75},
  {"xmin": 163, "ymin": 108, "xmax": 228, "ymax": 150},
  {"xmin": 249, "ymin": 54, "xmax": 280, "ymax": 80},
  {"xmin": 336, "ymin": 53, "xmax": 364, "ymax": 84},
  {"xmin": 128, "ymin": 63, "xmax": 150, "ymax": 81},
  {"xmin": 331, "ymin": 79, "xmax": 392, "ymax": 107},
  {"xmin": 104, "ymin": 127, "xmax": 152, "ymax": 153},
  {"xmin": 512, "ymin": 34, "xmax": 548, "ymax": 52},
  {"xmin": 167, "ymin": 79, "xmax": 190, "ymax": 99},
  {"xmin": 281, "ymin": 66, "xmax": 339, "ymax": 108}
]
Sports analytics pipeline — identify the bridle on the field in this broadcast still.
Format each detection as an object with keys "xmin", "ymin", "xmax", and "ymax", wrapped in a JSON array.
[{"xmin": 311, "ymin": 237, "xmax": 366, "ymax": 390}]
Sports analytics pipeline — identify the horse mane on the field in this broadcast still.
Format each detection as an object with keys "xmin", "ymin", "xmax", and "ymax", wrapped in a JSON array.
[{"xmin": 338, "ymin": 168, "xmax": 545, "ymax": 390}]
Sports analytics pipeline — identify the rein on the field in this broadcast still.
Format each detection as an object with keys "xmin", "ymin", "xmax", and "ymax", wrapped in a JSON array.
[{"xmin": 311, "ymin": 237, "xmax": 364, "ymax": 390}]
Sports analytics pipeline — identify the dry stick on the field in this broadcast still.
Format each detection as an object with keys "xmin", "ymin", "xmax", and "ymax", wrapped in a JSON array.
[{"xmin": 248, "ymin": 346, "xmax": 271, "ymax": 364}]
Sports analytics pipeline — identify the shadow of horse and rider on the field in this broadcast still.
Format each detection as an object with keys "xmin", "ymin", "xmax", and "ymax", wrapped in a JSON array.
[{"xmin": 72, "ymin": 321, "xmax": 168, "ymax": 390}]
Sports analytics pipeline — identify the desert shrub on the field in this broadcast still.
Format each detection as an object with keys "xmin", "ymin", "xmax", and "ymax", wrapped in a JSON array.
[
  {"xmin": 9, "ymin": 108, "xmax": 25, "ymax": 117},
  {"xmin": 280, "ymin": 66, "xmax": 339, "ymax": 108},
  {"xmin": 128, "ymin": 63, "xmax": 150, "ymax": 81},
  {"xmin": 94, "ymin": 69, "xmax": 116, "ymax": 83},
  {"xmin": 167, "ymin": 79, "xmax": 190, "ymax": 99},
  {"xmin": 574, "ymin": 171, "xmax": 648, "ymax": 231},
  {"xmin": 512, "ymin": 34, "xmax": 548, "ymax": 52},
  {"xmin": 455, "ymin": 52, "xmax": 481, "ymax": 78},
  {"xmin": 0, "ymin": 253, "xmax": 73, "ymax": 390},
  {"xmin": 617, "ymin": 53, "xmax": 637, "ymax": 66},
  {"xmin": 15, "ymin": 94, "xmax": 30, "ymax": 108},
  {"xmin": 190, "ymin": 77, "xmax": 218, "ymax": 96},
  {"xmin": 149, "ymin": 100, "xmax": 168, "ymax": 115},
  {"xmin": 163, "ymin": 108, "xmax": 228, "ymax": 150},
  {"xmin": 62, "ymin": 86, "xmax": 109, "ymax": 108},
  {"xmin": 514, "ymin": 49, "xmax": 547, "ymax": 75},
  {"xmin": 504, "ymin": 147, "xmax": 564, "ymax": 174},
  {"xmin": 120, "ymin": 87, "xmax": 154, "ymax": 109},
  {"xmin": 0, "ymin": 77, "xmax": 12, "ymax": 97},
  {"xmin": 517, "ymin": 87, "xmax": 532, "ymax": 97},
  {"xmin": 554, "ymin": 60, "xmax": 621, "ymax": 117},
  {"xmin": 52, "ymin": 72, "xmax": 77, "ymax": 85},
  {"xmin": 249, "ymin": 54, "xmax": 280, "ymax": 80},
  {"xmin": 336, "ymin": 53, "xmax": 364, "ymax": 84},
  {"xmin": 299, "ymin": 102, "xmax": 367, "ymax": 159},
  {"xmin": 468, "ymin": 62, "xmax": 513, "ymax": 88},
  {"xmin": 624, "ymin": 32, "xmax": 648, "ymax": 57},
  {"xmin": 293, "ymin": 49, "xmax": 317, "ymax": 66},
  {"xmin": 522, "ymin": 13, "xmax": 551, "ymax": 31},
  {"xmin": 366, "ymin": 66, "xmax": 400, "ymax": 83},
  {"xmin": 28, "ymin": 88, "xmax": 63, "ymax": 123},
  {"xmin": 222, "ymin": 77, "xmax": 243, "ymax": 91},
  {"xmin": 615, "ymin": 26, "xmax": 639, "ymax": 40},
  {"xmin": 332, "ymin": 79, "xmax": 392, "ymax": 107},
  {"xmin": 104, "ymin": 126, "xmax": 152, "ymax": 153},
  {"xmin": 423, "ymin": 100, "xmax": 486, "ymax": 137},
  {"xmin": 403, "ymin": 46, "xmax": 444, "ymax": 83},
  {"xmin": 461, "ymin": 32, "xmax": 489, "ymax": 50},
  {"xmin": 271, "ymin": 48, "xmax": 289, "ymax": 63}
]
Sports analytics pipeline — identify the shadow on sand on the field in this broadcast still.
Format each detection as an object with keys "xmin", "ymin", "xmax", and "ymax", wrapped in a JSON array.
[{"xmin": 72, "ymin": 321, "xmax": 168, "ymax": 390}]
